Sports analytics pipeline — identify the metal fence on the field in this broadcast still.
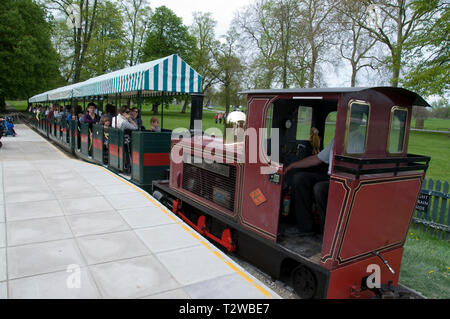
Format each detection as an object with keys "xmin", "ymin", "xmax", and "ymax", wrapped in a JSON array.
[{"xmin": 413, "ymin": 178, "xmax": 450, "ymax": 240}]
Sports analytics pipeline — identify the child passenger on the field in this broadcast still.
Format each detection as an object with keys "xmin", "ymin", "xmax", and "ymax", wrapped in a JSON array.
[{"xmin": 149, "ymin": 117, "xmax": 161, "ymax": 132}]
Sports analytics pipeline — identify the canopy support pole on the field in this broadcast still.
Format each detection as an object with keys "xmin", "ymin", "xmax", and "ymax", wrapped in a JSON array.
[
  {"xmin": 115, "ymin": 94, "xmax": 118, "ymax": 128},
  {"xmin": 138, "ymin": 90, "xmax": 142, "ymax": 131},
  {"xmin": 161, "ymin": 92, "xmax": 164, "ymax": 129}
]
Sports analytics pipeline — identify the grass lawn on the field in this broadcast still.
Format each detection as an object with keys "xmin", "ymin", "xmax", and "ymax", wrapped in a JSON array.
[
  {"xmin": 412, "ymin": 117, "xmax": 450, "ymax": 131},
  {"xmin": 6, "ymin": 100, "xmax": 28, "ymax": 111},
  {"xmin": 408, "ymin": 130, "xmax": 450, "ymax": 183},
  {"xmin": 400, "ymin": 228, "xmax": 450, "ymax": 298}
]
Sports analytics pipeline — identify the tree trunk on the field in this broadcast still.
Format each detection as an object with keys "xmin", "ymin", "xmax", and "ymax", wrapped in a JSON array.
[
  {"xmin": 180, "ymin": 98, "xmax": 189, "ymax": 113},
  {"xmin": 415, "ymin": 118, "xmax": 424, "ymax": 129},
  {"xmin": 152, "ymin": 103, "xmax": 159, "ymax": 114}
]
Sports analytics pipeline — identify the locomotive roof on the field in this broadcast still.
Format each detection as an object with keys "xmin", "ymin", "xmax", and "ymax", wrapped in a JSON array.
[{"xmin": 240, "ymin": 86, "xmax": 430, "ymax": 107}]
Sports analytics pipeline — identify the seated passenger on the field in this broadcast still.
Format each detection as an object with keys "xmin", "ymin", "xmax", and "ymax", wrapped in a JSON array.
[
  {"xmin": 149, "ymin": 117, "xmax": 161, "ymax": 132},
  {"xmin": 111, "ymin": 106, "xmax": 138, "ymax": 130},
  {"xmin": 80, "ymin": 102, "xmax": 100, "ymax": 124},
  {"xmin": 130, "ymin": 107, "xmax": 145, "ymax": 130},
  {"xmin": 284, "ymin": 118, "xmax": 366, "ymax": 236}
]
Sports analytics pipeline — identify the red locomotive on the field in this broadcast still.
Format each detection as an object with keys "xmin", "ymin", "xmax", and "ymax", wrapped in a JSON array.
[{"xmin": 153, "ymin": 87, "xmax": 431, "ymax": 299}]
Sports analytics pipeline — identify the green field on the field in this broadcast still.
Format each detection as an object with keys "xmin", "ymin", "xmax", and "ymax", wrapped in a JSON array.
[
  {"xmin": 412, "ymin": 117, "xmax": 450, "ymax": 131},
  {"xmin": 400, "ymin": 228, "xmax": 450, "ymax": 298}
]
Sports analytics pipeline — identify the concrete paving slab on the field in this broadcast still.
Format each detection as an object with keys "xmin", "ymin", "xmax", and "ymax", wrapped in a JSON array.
[
  {"xmin": 66, "ymin": 211, "xmax": 130, "ymax": 237},
  {"xmin": 0, "ymin": 282, "xmax": 7, "ymax": 299},
  {"xmin": 8, "ymin": 267, "xmax": 101, "ymax": 299},
  {"xmin": 7, "ymin": 216, "xmax": 73, "ymax": 246},
  {"xmin": 156, "ymin": 246, "xmax": 235, "ymax": 286},
  {"xmin": 104, "ymin": 193, "xmax": 154, "ymax": 210},
  {"xmin": 0, "ymin": 248, "xmax": 6, "ymax": 282},
  {"xmin": 0, "ymin": 205, "xmax": 4, "ymax": 223},
  {"xmin": 136, "ymin": 224, "xmax": 201, "ymax": 253},
  {"xmin": 89, "ymin": 255, "xmax": 180, "ymax": 298},
  {"xmin": 7, "ymin": 239, "xmax": 86, "ymax": 279},
  {"xmin": 5, "ymin": 199, "xmax": 64, "ymax": 221},
  {"xmin": 5, "ymin": 190, "xmax": 56, "ymax": 204},
  {"xmin": 76, "ymin": 230, "xmax": 149, "ymax": 265},
  {"xmin": 143, "ymin": 288, "xmax": 191, "ymax": 299},
  {"xmin": 0, "ymin": 223, "xmax": 5, "ymax": 248},
  {"xmin": 184, "ymin": 273, "xmax": 270, "ymax": 299},
  {"xmin": 60, "ymin": 196, "xmax": 115, "ymax": 215},
  {"xmin": 118, "ymin": 206, "xmax": 176, "ymax": 229}
]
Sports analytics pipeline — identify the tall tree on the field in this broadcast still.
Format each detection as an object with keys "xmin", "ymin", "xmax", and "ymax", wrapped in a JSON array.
[
  {"xmin": 190, "ymin": 12, "xmax": 219, "ymax": 93},
  {"xmin": 83, "ymin": 0, "xmax": 127, "ymax": 77},
  {"xmin": 0, "ymin": 0, "xmax": 62, "ymax": 102},
  {"xmin": 235, "ymin": 0, "xmax": 282, "ymax": 88},
  {"xmin": 402, "ymin": 0, "xmax": 449, "ymax": 97},
  {"xmin": 210, "ymin": 29, "xmax": 244, "ymax": 114},
  {"xmin": 120, "ymin": 0, "xmax": 151, "ymax": 66},
  {"xmin": 46, "ymin": 0, "xmax": 99, "ymax": 83},
  {"xmin": 141, "ymin": 6, "xmax": 196, "ymax": 63},
  {"xmin": 335, "ymin": 1, "xmax": 377, "ymax": 86},
  {"xmin": 293, "ymin": 0, "xmax": 336, "ymax": 88},
  {"xmin": 348, "ymin": 0, "xmax": 440, "ymax": 87}
]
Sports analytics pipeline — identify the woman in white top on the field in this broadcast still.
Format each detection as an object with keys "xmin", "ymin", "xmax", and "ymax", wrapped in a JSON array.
[{"xmin": 111, "ymin": 106, "xmax": 138, "ymax": 130}]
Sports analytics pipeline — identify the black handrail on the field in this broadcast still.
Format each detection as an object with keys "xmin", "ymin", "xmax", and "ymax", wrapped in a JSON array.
[{"xmin": 333, "ymin": 154, "xmax": 431, "ymax": 179}]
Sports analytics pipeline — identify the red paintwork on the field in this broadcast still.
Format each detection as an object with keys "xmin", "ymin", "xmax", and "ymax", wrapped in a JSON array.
[
  {"xmin": 326, "ymin": 247, "xmax": 403, "ymax": 299},
  {"xmin": 93, "ymin": 138, "xmax": 102, "ymax": 151},
  {"xmin": 81, "ymin": 134, "xmax": 88, "ymax": 144},
  {"xmin": 133, "ymin": 152, "xmax": 170, "ymax": 166},
  {"xmin": 171, "ymin": 199, "xmax": 236, "ymax": 252},
  {"xmin": 144, "ymin": 153, "xmax": 170, "ymax": 166}
]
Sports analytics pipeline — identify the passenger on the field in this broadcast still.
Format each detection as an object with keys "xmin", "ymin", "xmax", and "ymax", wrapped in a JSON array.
[
  {"xmin": 149, "ymin": 117, "xmax": 161, "ymax": 132},
  {"xmin": 111, "ymin": 106, "xmax": 138, "ymax": 130},
  {"xmin": 80, "ymin": 102, "xmax": 101, "ymax": 124},
  {"xmin": 100, "ymin": 115, "xmax": 111, "ymax": 129},
  {"xmin": 130, "ymin": 107, "xmax": 145, "ymax": 130},
  {"xmin": 103, "ymin": 104, "xmax": 115, "ymax": 122},
  {"xmin": 284, "ymin": 113, "xmax": 366, "ymax": 236},
  {"xmin": 46, "ymin": 105, "xmax": 54, "ymax": 120}
]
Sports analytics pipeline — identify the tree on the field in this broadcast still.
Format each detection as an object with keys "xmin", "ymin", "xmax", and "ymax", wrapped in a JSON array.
[
  {"xmin": 402, "ymin": 1, "xmax": 449, "ymax": 97},
  {"xmin": 335, "ymin": 0, "xmax": 377, "ymax": 86},
  {"xmin": 293, "ymin": 0, "xmax": 336, "ymax": 88},
  {"xmin": 46, "ymin": 0, "xmax": 99, "ymax": 83},
  {"xmin": 235, "ymin": 0, "xmax": 283, "ymax": 88},
  {"xmin": 141, "ymin": 6, "xmax": 196, "ymax": 63},
  {"xmin": 0, "ymin": 0, "xmax": 62, "ymax": 100},
  {"xmin": 190, "ymin": 12, "xmax": 220, "ymax": 93},
  {"xmin": 348, "ymin": 0, "xmax": 440, "ymax": 87},
  {"xmin": 210, "ymin": 29, "xmax": 244, "ymax": 115},
  {"xmin": 120, "ymin": 0, "xmax": 151, "ymax": 66},
  {"xmin": 83, "ymin": 0, "xmax": 127, "ymax": 77}
]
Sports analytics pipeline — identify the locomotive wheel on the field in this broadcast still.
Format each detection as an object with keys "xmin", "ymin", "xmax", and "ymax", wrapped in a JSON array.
[{"xmin": 292, "ymin": 265, "xmax": 317, "ymax": 299}]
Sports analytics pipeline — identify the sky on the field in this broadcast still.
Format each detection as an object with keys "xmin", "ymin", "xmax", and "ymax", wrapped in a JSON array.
[{"xmin": 150, "ymin": 0, "xmax": 255, "ymax": 36}]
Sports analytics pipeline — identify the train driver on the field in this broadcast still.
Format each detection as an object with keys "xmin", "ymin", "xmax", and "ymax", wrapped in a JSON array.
[{"xmin": 284, "ymin": 111, "xmax": 366, "ymax": 236}]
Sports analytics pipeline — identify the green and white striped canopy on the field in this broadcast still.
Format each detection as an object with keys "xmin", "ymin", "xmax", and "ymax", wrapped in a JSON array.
[{"xmin": 29, "ymin": 54, "xmax": 202, "ymax": 103}]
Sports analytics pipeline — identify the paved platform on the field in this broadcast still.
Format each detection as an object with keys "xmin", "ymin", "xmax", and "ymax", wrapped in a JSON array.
[{"xmin": 0, "ymin": 124, "xmax": 280, "ymax": 299}]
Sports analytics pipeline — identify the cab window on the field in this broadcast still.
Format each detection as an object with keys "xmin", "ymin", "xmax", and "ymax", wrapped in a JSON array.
[
  {"xmin": 388, "ymin": 107, "xmax": 408, "ymax": 154},
  {"xmin": 265, "ymin": 104, "xmax": 273, "ymax": 156},
  {"xmin": 324, "ymin": 111, "xmax": 337, "ymax": 147},
  {"xmin": 345, "ymin": 101, "xmax": 369, "ymax": 154},
  {"xmin": 296, "ymin": 106, "xmax": 312, "ymax": 140}
]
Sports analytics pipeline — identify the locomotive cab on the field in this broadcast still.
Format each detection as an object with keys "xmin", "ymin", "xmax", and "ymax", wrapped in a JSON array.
[{"xmin": 154, "ymin": 87, "xmax": 431, "ymax": 299}]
